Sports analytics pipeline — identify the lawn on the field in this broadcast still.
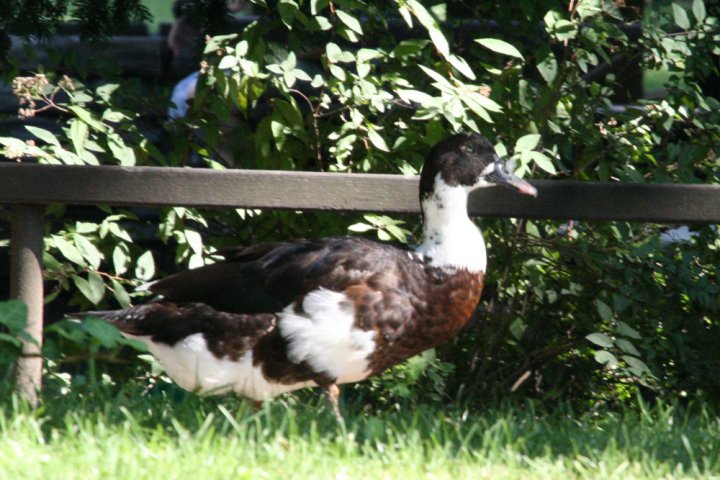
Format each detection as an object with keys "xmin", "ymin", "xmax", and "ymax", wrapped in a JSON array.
[{"xmin": 1, "ymin": 382, "xmax": 718, "ymax": 479}]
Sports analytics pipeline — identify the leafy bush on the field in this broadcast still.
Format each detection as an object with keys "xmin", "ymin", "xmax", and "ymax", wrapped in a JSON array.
[
  {"xmin": 0, "ymin": 300, "xmax": 29, "ymax": 378},
  {"xmin": 1, "ymin": 0, "xmax": 719, "ymax": 408}
]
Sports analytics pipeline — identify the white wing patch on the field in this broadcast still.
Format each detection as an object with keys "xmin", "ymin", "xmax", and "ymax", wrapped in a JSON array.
[
  {"xmin": 125, "ymin": 333, "xmax": 314, "ymax": 400},
  {"xmin": 279, "ymin": 288, "xmax": 376, "ymax": 384}
]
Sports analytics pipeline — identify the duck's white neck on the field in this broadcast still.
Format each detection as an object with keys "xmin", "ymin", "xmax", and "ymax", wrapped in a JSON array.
[{"xmin": 415, "ymin": 178, "xmax": 487, "ymax": 273}]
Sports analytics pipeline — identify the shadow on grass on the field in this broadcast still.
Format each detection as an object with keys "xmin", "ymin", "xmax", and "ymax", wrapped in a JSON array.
[{"xmin": 2, "ymin": 377, "xmax": 719, "ymax": 478}]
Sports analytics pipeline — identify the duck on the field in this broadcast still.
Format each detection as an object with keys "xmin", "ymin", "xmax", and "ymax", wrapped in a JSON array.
[{"xmin": 80, "ymin": 133, "xmax": 537, "ymax": 418}]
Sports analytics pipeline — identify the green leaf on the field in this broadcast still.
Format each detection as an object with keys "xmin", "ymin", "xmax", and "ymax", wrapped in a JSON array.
[
  {"xmin": 135, "ymin": 251, "xmax": 155, "ymax": 281},
  {"xmin": 54, "ymin": 148, "xmax": 82, "ymax": 165},
  {"xmin": 367, "ymin": 128, "xmax": 389, "ymax": 152},
  {"xmin": 594, "ymin": 350, "xmax": 618, "ymax": 366},
  {"xmin": 594, "ymin": 299, "xmax": 614, "ymax": 322},
  {"xmin": 108, "ymin": 222, "xmax": 132, "ymax": 242},
  {"xmin": 326, "ymin": 42, "xmax": 341, "ymax": 63},
  {"xmin": 407, "ymin": 0, "xmax": 449, "ymax": 57},
  {"xmin": 325, "ymin": 42, "xmax": 354, "ymax": 63},
  {"xmin": 108, "ymin": 135, "xmax": 136, "ymax": 166},
  {"xmin": 447, "ymin": 54, "xmax": 476, "ymax": 80},
  {"xmin": 543, "ymin": 10, "xmax": 561, "ymax": 29},
  {"xmin": 329, "ymin": 64, "xmax": 347, "ymax": 81},
  {"xmin": 386, "ymin": 224, "xmax": 408, "ymax": 243},
  {"xmin": 68, "ymin": 105, "xmax": 106, "ymax": 132},
  {"xmin": 622, "ymin": 355, "xmax": 652, "ymax": 377},
  {"xmin": 110, "ymin": 279, "xmax": 131, "ymax": 309},
  {"xmin": 185, "ymin": 230, "xmax": 203, "ymax": 256},
  {"xmin": 357, "ymin": 62, "xmax": 371, "ymax": 78},
  {"xmin": 615, "ymin": 338, "xmax": 640, "ymax": 356},
  {"xmin": 101, "ymin": 109, "xmax": 127, "ymax": 123},
  {"xmin": 536, "ymin": 47, "xmax": 558, "ymax": 84},
  {"xmin": 552, "ymin": 20, "xmax": 577, "ymax": 41},
  {"xmin": 83, "ymin": 317, "xmax": 123, "ymax": 348},
  {"xmin": 74, "ymin": 235, "xmax": 103, "ymax": 269},
  {"xmin": 475, "ymin": 38, "xmax": 524, "ymax": 60},
  {"xmin": 692, "ymin": 0, "xmax": 706, "ymax": 22},
  {"xmin": 55, "ymin": 237, "xmax": 87, "ymax": 267},
  {"xmin": 278, "ymin": 0, "xmax": 299, "ymax": 28},
  {"xmin": 0, "ymin": 300, "xmax": 28, "ymax": 333},
  {"xmin": 515, "ymin": 134, "xmax": 541, "ymax": 152},
  {"xmin": 0, "ymin": 333, "xmax": 21, "ymax": 348},
  {"xmin": 95, "ymin": 83, "xmax": 120, "ymax": 102},
  {"xmin": 672, "ymin": 3, "xmax": 691, "ymax": 29},
  {"xmin": 468, "ymin": 92, "xmax": 502, "ymax": 112},
  {"xmin": 419, "ymin": 66, "xmax": 453, "ymax": 90},
  {"xmin": 70, "ymin": 118, "xmax": 89, "ymax": 152},
  {"xmin": 112, "ymin": 244, "xmax": 130, "ymax": 275},
  {"xmin": 616, "ymin": 321, "xmax": 641, "ymax": 340},
  {"xmin": 311, "ymin": 15, "xmax": 332, "ymax": 30},
  {"xmin": 274, "ymin": 100, "xmax": 307, "ymax": 140},
  {"xmin": 75, "ymin": 222, "xmax": 99, "ymax": 234},
  {"xmin": 357, "ymin": 48, "xmax": 381, "ymax": 63},
  {"xmin": 397, "ymin": 89, "xmax": 433, "ymax": 105},
  {"xmin": 586, "ymin": 332, "xmax": 613, "ymax": 348},
  {"xmin": 310, "ymin": 0, "xmax": 329, "ymax": 15},
  {"xmin": 336, "ymin": 9, "xmax": 363, "ymax": 35},
  {"xmin": 398, "ymin": 5, "xmax": 413, "ymax": 27},
  {"xmin": 73, "ymin": 272, "xmax": 105, "ymax": 305},
  {"xmin": 218, "ymin": 55, "xmax": 238, "ymax": 70},
  {"xmin": 527, "ymin": 151, "xmax": 556, "ymax": 175},
  {"xmin": 25, "ymin": 126, "xmax": 60, "ymax": 146},
  {"xmin": 348, "ymin": 223, "xmax": 373, "ymax": 232}
]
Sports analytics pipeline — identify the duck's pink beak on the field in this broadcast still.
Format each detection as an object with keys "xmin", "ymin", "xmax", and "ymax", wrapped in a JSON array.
[{"xmin": 487, "ymin": 160, "xmax": 538, "ymax": 197}]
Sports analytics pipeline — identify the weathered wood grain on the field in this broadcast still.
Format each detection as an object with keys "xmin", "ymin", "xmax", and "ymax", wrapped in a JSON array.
[{"xmin": 1, "ymin": 163, "xmax": 719, "ymax": 223}]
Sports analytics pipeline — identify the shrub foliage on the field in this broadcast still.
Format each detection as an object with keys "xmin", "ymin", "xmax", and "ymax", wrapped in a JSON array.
[{"xmin": 1, "ymin": 0, "xmax": 719, "ymax": 408}]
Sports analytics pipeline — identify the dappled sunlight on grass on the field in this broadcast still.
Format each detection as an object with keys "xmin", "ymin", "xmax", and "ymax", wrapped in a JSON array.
[{"xmin": 1, "ymin": 382, "xmax": 719, "ymax": 479}]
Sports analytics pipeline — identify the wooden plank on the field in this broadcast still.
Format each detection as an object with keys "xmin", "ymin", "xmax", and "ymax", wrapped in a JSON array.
[
  {"xmin": 1, "ymin": 163, "xmax": 719, "ymax": 223},
  {"xmin": 472, "ymin": 180, "xmax": 720, "ymax": 223},
  {"xmin": 0, "ymin": 163, "xmax": 419, "ymax": 212}
]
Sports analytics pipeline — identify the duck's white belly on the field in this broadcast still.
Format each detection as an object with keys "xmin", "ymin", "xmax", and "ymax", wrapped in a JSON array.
[
  {"xmin": 125, "ymin": 289, "xmax": 377, "ymax": 399},
  {"xmin": 126, "ymin": 333, "xmax": 316, "ymax": 400}
]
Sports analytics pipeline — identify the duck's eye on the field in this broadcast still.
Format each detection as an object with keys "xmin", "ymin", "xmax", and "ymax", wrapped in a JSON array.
[{"xmin": 464, "ymin": 144, "xmax": 475, "ymax": 153}]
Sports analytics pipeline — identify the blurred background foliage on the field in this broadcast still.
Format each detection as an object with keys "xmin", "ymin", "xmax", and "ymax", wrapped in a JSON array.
[{"xmin": 0, "ymin": 0, "xmax": 719, "ymax": 410}]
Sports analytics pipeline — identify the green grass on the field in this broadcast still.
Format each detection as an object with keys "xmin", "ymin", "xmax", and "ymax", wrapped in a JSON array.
[{"xmin": 1, "ymin": 382, "xmax": 719, "ymax": 479}]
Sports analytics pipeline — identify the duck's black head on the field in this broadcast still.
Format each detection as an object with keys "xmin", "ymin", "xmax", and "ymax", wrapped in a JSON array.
[{"xmin": 419, "ymin": 133, "xmax": 537, "ymax": 202}]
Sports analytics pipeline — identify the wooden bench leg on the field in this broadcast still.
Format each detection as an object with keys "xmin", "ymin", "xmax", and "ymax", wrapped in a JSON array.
[{"xmin": 10, "ymin": 205, "xmax": 44, "ymax": 407}]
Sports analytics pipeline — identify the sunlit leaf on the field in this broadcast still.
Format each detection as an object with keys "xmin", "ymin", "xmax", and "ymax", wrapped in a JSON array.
[
  {"xmin": 135, "ymin": 251, "xmax": 155, "ymax": 281},
  {"xmin": 25, "ymin": 126, "xmax": 60, "ymax": 146},
  {"xmin": 594, "ymin": 350, "xmax": 618, "ymax": 366},
  {"xmin": 586, "ymin": 332, "xmax": 614, "ymax": 348},
  {"xmin": 475, "ymin": 38, "xmax": 524, "ymax": 60},
  {"xmin": 692, "ymin": 0, "xmax": 706, "ymax": 22},
  {"xmin": 336, "ymin": 10, "xmax": 363, "ymax": 35},
  {"xmin": 367, "ymin": 128, "xmax": 389, "ymax": 152},
  {"xmin": 55, "ymin": 237, "xmax": 87, "ymax": 267},
  {"xmin": 672, "ymin": 3, "xmax": 691, "ymax": 29},
  {"xmin": 73, "ymin": 272, "xmax": 105, "ymax": 305},
  {"xmin": 515, "ymin": 134, "xmax": 541, "ymax": 152}
]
